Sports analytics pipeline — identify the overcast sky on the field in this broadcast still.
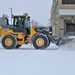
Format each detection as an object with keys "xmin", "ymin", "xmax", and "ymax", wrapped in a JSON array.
[{"xmin": 0, "ymin": 0, "xmax": 52, "ymax": 25}]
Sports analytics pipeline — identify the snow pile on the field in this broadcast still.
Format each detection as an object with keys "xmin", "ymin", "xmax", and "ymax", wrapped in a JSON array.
[{"xmin": 60, "ymin": 39, "xmax": 75, "ymax": 50}]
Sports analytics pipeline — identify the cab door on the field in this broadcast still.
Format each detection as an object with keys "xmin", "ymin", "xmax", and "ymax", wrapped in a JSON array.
[{"xmin": 13, "ymin": 16, "xmax": 24, "ymax": 32}]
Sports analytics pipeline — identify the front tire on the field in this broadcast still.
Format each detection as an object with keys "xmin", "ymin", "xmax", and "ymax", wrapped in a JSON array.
[
  {"xmin": 32, "ymin": 34, "xmax": 49, "ymax": 49},
  {"xmin": 2, "ymin": 34, "xmax": 17, "ymax": 49}
]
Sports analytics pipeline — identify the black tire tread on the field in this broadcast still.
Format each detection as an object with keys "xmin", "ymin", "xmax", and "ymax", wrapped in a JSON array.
[
  {"xmin": 32, "ymin": 34, "xmax": 48, "ymax": 49},
  {"xmin": 2, "ymin": 34, "xmax": 17, "ymax": 49}
]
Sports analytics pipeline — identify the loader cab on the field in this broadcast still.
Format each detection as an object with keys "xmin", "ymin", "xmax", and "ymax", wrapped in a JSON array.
[{"xmin": 12, "ymin": 15, "xmax": 30, "ymax": 35}]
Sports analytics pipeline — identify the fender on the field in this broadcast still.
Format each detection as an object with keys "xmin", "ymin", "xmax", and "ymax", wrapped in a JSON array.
[
  {"xmin": 36, "ymin": 29, "xmax": 51, "ymax": 34},
  {"xmin": 36, "ymin": 29, "xmax": 59, "ymax": 45}
]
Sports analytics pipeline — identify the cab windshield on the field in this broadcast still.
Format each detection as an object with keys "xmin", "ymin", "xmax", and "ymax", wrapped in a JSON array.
[
  {"xmin": 14, "ymin": 16, "xmax": 24, "ymax": 26},
  {"xmin": 13, "ymin": 16, "xmax": 30, "ymax": 29}
]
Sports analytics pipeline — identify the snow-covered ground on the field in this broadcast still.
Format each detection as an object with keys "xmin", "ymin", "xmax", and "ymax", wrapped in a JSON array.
[
  {"xmin": 0, "ymin": 41, "xmax": 75, "ymax": 75},
  {"xmin": 0, "ymin": 43, "xmax": 59, "ymax": 50}
]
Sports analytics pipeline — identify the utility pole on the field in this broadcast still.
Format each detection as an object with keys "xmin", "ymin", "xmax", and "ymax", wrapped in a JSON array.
[{"xmin": 9, "ymin": 8, "xmax": 12, "ymax": 24}]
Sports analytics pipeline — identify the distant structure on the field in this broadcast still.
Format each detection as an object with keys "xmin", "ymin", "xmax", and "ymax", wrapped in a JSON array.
[{"xmin": 51, "ymin": 0, "xmax": 75, "ymax": 37}]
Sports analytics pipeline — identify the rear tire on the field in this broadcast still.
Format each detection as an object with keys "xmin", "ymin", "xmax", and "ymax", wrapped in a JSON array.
[
  {"xmin": 32, "ymin": 34, "xmax": 48, "ymax": 49},
  {"xmin": 2, "ymin": 34, "xmax": 17, "ymax": 49}
]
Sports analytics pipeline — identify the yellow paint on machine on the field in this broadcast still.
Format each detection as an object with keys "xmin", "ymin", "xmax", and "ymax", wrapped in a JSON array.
[
  {"xmin": 36, "ymin": 38, "xmax": 44, "ymax": 47},
  {"xmin": 5, "ymin": 38, "xmax": 13, "ymax": 46}
]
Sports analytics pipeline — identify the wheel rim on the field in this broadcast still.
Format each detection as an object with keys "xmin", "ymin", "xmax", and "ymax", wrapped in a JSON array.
[
  {"xmin": 36, "ymin": 38, "xmax": 44, "ymax": 47},
  {"xmin": 5, "ymin": 38, "xmax": 13, "ymax": 46}
]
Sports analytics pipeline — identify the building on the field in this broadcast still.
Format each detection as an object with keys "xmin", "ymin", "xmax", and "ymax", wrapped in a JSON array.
[{"xmin": 51, "ymin": 0, "xmax": 75, "ymax": 37}]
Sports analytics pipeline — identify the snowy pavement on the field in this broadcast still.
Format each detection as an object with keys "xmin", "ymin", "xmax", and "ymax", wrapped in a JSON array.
[
  {"xmin": 0, "ymin": 43, "xmax": 59, "ymax": 50},
  {"xmin": 0, "ymin": 36, "xmax": 75, "ymax": 50},
  {"xmin": 0, "ymin": 40, "xmax": 75, "ymax": 50},
  {"xmin": 0, "ymin": 41, "xmax": 75, "ymax": 75}
]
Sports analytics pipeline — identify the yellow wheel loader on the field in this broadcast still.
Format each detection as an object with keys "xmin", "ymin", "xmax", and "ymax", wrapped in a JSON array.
[{"xmin": 0, "ymin": 13, "xmax": 59, "ymax": 49}]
